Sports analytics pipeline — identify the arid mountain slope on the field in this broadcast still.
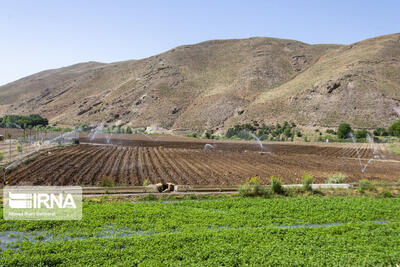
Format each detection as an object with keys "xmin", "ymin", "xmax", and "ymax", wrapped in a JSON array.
[
  {"xmin": 230, "ymin": 33, "xmax": 400, "ymax": 129},
  {"xmin": 1, "ymin": 34, "xmax": 399, "ymax": 132}
]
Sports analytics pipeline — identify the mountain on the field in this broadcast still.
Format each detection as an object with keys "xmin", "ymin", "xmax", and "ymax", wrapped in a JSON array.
[{"xmin": 1, "ymin": 34, "xmax": 399, "ymax": 133}]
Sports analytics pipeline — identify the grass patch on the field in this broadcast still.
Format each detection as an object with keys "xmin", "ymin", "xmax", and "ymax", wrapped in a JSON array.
[
  {"xmin": 100, "ymin": 176, "xmax": 115, "ymax": 187},
  {"xmin": 327, "ymin": 173, "xmax": 346, "ymax": 184},
  {"xmin": 388, "ymin": 143, "xmax": 400, "ymax": 155}
]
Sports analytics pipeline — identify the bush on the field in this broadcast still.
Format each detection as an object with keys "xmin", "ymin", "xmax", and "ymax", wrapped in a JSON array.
[
  {"xmin": 301, "ymin": 172, "xmax": 313, "ymax": 191},
  {"xmin": 143, "ymin": 179, "xmax": 150, "ymax": 186},
  {"xmin": 379, "ymin": 191, "xmax": 393, "ymax": 198},
  {"xmin": 373, "ymin": 127, "xmax": 388, "ymax": 136},
  {"xmin": 327, "ymin": 173, "xmax": 346, "ymax": 184},
  {"xmin": 326, "ymin": 129, "xmax": 336, "ymax": 135},
  {"xmin": 184, "ymin": 132, "xmax": 198, "ymax": 138},
  {"xmin": 337, "ymin": 123, "xmax": 352, "ymax": 139},
  {"xmin": 16, "ymin": 144, "xmax": 22, "ymax": 153},
  {"xmin": 203, "ymin": 131, "xmax": 212, "ymax": 139},
  {"xmin": 0, "ymin": 152, "xmax": 4, "ymax": 162},
  {"xmin": 239, "ymin": 177, "xmax": 268, "ymax": 197},
  {"xmin": 125, "ymin": 126, "xmax": 133, "ymax": 134},
  {"xmin": 270, "ymin": 176, "xmax": 284, "ymax": 194},
  {"xmin": 358, "ymin": 179, "xmax": 373, "ymax": 193},
  {"xmin": 389, "ymin": 120, "xmax": 400, "ymax": 136},
  {"xmin": 0, "ymin": 114, "xmax": 48, "ymax": 129},
  {"xmin": 354, "ymin": 129, "xmax": 368, "ymax": 139},
  {"xmin": 100, "ymin": 176, "xmax": 115, "ymax": 187}
]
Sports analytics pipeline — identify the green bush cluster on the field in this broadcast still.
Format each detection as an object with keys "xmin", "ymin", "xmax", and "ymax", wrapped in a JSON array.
[
  {"xmin": 0, "ymin": 114, "xmax": 48, "ymax": 129},
  {"xmin": 389, "ymin": 120, "xmax": 400, "ymax": 136},
  {"xmin": 373, "ymin": 127, "xmax": 389, "ymax": 136},
  {"xmin": 184, "ymin": 132, "xmax": 198, "ymax": 138},
  {"xmin": 337, "ymin": 123, "xmax": 352, "ymax": 139},
  {"xmin": 326, "ymin": 129, "xmax": 336, "ymax": 135},
  {"xmin": 270, "ymin": 176, "xmax": 284, "ymax": 194},
  {"xmin": 327, "ymin": 173, "xmax": 346, "ymax": 184},
  {"xmin": 335, "ymin": 120, "xmax": 400, "ymax": 141},
  {"xmin": 301, "ymin": 173, "xmax": 313, "ymax": 191},
  {"xmin": 358, "ymin": 179, "xmax": 374, "ymax": 193},
  {"xmin": 226, "ymin": 120, "xmax": 299, "ymax": 141},
  {"xmin": 239, "ymin": 177, "xmax": 268, "ymax": 197}
]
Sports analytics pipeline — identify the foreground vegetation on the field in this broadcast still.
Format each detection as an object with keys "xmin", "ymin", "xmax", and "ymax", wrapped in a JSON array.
[{"xmin": 1, "ymin": 196, "xmax": 400, "ymax": 265}]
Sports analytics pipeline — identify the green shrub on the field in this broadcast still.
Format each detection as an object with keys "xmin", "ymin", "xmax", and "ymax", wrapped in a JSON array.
[
  {"xmin": 326, "ymin": 129, "xmax": 336, "ymax": 135},
  {"xmin": 184, "ymin": 132, "xmax": 198, "ymax": 138},
  {"xmin": 100, "ymin": 176, "xmax": 115, "ymax": 187},
  {"xmin": 143, "ymin": 179, "xmax": 150, "ymax": 186},
  {"xmin": 379, "ymin": 191, "xmax": 393, "ymax": 198},
  {"xmin": 354, "ymin": 129, "xmax": 368, "ymax": 139},
  {"xmin": 270, "ymin": 176, "xmax": 284, "ymax": 194},
  {"xmin": 239, "ymin": 177, "xmax": 268, "ymax": 197},
  {"xmin": 337, "ymin": 123, "xmax": 352, "ymax": 139},
  {"xmin": 389, "ymin": 120, "xmax": 400, "ymax": 136},
  {"xmin": 0, "ymin": 152, "xmax": 4, "ymax": 162},
  {"xmin": 16, "ymin": 144, "xmax": 22, "ymax": 153},
  {"xmin": 203, "ymin": 131, "xmax": 212, "ymax": 139},
  {"xmin": 373, "ymin": 127, "xmax": 388, "ymax": 136},
  {"xmin": 301, "ymin": 172, "xmax": 313, "ymax": 191},
  {"xmin": 327, "ymin": 173, "xmax": 346, "ymax": 184},
  {"xmin": 358, "ymin": 179, "xmax": 372, "ymax": 193},
  {"xmin": 125, "ymin": 126, "xmax": 133, "ymax": 134}
]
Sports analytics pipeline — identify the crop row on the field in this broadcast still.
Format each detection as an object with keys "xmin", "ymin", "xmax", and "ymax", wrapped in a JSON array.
[{"xmin": 1, "ymin": 197, "xmax": 400, "ymax": 266}]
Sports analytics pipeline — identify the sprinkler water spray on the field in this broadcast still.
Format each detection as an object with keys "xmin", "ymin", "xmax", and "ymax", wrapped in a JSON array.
[
  {"xmin": 248, "ymin": 132, "xmax": 264, "ymax": 151},
  {"xmin": 204, "ymin": 144, "xmax": 215, "ymax": 150}
]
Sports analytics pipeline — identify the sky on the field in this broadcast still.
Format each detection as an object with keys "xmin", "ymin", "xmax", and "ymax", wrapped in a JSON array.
[{"xmin": 1, "ymin": 0, "xmax": 399, "ymax": 86}]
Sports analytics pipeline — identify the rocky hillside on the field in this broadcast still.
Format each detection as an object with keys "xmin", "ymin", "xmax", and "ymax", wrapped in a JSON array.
[{"xmin": 1, "ymin": 34, "xmax": 399, "ymax": 133}]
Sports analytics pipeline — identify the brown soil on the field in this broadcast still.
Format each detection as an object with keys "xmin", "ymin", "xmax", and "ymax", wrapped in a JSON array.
[{"xmin": 5, "ymin": 135, "xmax": 400, "ymax": 186}]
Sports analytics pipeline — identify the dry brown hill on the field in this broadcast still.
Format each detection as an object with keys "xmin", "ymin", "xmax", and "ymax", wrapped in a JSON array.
[{"xmin": 1, "ymin": 34, "xmax": 399, "ymax": 133}]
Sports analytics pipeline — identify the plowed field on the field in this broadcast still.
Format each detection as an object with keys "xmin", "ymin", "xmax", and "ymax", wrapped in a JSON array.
[{"xmin": 5, "ymin": 134, "xmax": 400, "ymax": 186}]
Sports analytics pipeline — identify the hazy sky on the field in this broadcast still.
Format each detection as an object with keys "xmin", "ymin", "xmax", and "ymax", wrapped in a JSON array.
[{"xmin": 1, "ymin": 0, "xmax": 399, "ymax": 86}]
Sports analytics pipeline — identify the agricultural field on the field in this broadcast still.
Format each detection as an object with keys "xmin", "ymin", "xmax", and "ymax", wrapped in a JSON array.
[
  {"xmin": 0, "ymin": 128, "xmax": 77, "ymax": 167},
  {"xmin": 4, "ymin": 133, "xmax": 400, "ymax": 186},
  {"xmin": 1, "ymin": 196, "xmax": 400, "ymax": 265}
]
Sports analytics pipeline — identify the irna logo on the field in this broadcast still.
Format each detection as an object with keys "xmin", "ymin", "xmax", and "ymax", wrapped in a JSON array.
[
  {"xmin": 8, "ymin": 192, "xmax": 76, "ymax": 209},
  {"xmin": 4, "ymin": 186, "xmax": 82, "ymax": 220}
]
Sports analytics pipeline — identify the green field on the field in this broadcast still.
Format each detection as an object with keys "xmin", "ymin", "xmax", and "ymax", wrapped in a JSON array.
[{"xmin": 1, "ymin": 196, "xmax": 400, "ymax": 266}]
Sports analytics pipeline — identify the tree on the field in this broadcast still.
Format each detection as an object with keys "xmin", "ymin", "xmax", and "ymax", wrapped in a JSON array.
[
  {"xmin": 389, "ymin": 120, "xmax": 400, "ymax": 136},
  {"xmin": 337, "ymin": 123, "xmax": 352, "ymax": 139}
]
